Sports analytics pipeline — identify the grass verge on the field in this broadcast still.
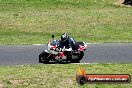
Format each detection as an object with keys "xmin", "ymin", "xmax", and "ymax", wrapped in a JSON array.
[
  {"xmin": 0, "ymin": 0, "xmax": 132, "ymax": 44},
  {"xmin": 0, "ymin": 63, "xmax": 132, "ymax": 88}
]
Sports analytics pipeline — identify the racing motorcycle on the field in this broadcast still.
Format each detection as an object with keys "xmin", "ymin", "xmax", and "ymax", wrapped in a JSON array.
[{"xmin": 39, "ymin": 35, "xmax": 87, "ymax": 63}]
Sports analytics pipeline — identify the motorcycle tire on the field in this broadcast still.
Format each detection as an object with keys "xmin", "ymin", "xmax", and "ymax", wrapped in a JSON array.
[
  {"xmin": 39, "ymin": 51, "xmax": 51, "ymax": 64},
  {"xmin": 70, "ymin": 51, "xmax": 84, "ymax": 63}
]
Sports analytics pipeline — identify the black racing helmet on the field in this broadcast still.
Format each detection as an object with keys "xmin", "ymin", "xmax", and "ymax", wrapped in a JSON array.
[{"xmin": 61, "ymin": 33, "xmax": 69, "ymax": 42}]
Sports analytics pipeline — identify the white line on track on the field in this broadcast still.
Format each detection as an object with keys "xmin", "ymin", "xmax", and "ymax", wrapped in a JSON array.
[
  {"xmin": 71, "ymin": 63, "xmax": 114, "ymax": 64},
  {"xmin": 86, "ymin": 43, "xmax": 101, "ymax": 45},
  {"xmin": 71, "ymin": 63, "xmax": 90, "ymax": 64},
  {"xmin": 32, "ymin": 44, "xmax": 45, "ymax": 45},
  {"xmin": 71, "ymin": 63, "xmax": 99, "ymax": 64}
]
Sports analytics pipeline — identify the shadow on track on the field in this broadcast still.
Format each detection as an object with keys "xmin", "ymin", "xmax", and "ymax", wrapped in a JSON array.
[{"xmin": 40, "ymin": 61, "xmax": 80, "ymax": 64}]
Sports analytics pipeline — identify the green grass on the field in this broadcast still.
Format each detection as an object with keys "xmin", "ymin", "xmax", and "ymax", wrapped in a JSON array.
[
  {"xmin": 0, "ymin": 64, "xmax": 132, "ymax": 88},
  {"xmin": 0, "ymin": 0, "xmax": 132, "ymax": 44}
]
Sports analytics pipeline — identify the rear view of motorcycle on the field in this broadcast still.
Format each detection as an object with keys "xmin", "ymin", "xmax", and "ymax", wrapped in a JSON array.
[{"xmin": 39, "ymin": 34, "xmax": 87, "ymax": 63}]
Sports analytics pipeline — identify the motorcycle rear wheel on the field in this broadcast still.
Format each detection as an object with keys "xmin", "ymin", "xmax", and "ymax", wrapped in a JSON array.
[{"xmin": 70, "ymin": 51, "xmax": 84, "ymax": 63}]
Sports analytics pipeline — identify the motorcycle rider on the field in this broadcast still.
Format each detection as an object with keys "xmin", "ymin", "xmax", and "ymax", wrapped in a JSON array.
[{"xmin": 59, "ymin": 33, "xmax": 79, "ymax": 50}]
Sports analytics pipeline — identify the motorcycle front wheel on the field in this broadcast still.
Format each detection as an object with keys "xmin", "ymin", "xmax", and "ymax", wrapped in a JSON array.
[{"xmin": 39, "ymin": 51, "xmax": 51, "ymax": 64}]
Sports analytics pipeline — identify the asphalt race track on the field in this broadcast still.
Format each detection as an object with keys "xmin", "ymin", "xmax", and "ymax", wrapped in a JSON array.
[{"xmin": 0, "ymin": 43, "xmax": 132, "ymax": 65}]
